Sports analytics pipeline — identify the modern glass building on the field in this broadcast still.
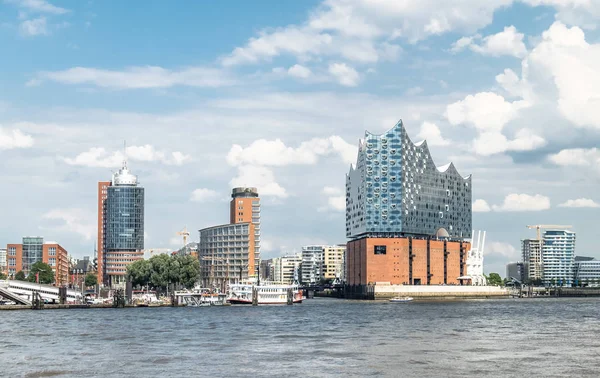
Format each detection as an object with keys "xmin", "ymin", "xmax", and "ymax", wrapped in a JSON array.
[
  {"xmin": 100, "ymin": 161, "xmax": 145, "ymax": 286},
  {"xmin": 573, "ymin": 259, "xmax": 600, "ymax": 286},
  {"xmin": 22, "ymin": 237, "xmax": 43, "ymax": 275},
  {"xmin": 346, "ymin": 120, "xmax": 472, "ymax": 241},
  {"xmin": 542, "ymin": 230, "xmax": 576, "ymax": 286}
]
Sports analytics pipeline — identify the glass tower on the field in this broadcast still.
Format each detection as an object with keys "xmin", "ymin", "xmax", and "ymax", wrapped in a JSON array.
[{"xmin": 346, "ymin": 120, "xmax": 472, "ymax": 240}]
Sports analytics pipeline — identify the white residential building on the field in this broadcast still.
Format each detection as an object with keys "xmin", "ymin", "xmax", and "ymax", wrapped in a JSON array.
[
  {"xmin": 0, "ymin": 248, "xmax": 6, "ymax": 276},
  {"xmin": 272, "ymin": 254, "xmax": 302, "ymax": 284},
  {"xmin": 542, "ymin": 230, "xmax": 576, "ymax": 286},
  {"xmin": 301, "ymin": 246, "xmax": 323, "ymax": 285}
]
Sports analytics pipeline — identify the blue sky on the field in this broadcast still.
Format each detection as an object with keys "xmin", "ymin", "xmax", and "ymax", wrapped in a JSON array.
[{"xmin": 2, "ymin": 0, "xmax": 600, "ymax": 276}]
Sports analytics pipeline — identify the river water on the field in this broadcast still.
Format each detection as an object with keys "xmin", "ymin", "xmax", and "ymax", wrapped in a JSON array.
[{"xmin": 1, "ymin": 297, "xmax": 599, "ymax": 377}]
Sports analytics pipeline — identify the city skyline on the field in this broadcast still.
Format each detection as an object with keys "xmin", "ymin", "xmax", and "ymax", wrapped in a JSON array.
[{"xmin": 1, "ymin": 1, "xmax": 600, "ymax": 275}]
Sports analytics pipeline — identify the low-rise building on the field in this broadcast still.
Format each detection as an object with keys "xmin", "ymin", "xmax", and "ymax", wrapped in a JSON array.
[
  {"xmin": 573, "ymin": 257, "xmax": 600, "ymax": 286},
  {"xmin": 0, "ymin": 248, "xmax": 6, "ymax": 276}
]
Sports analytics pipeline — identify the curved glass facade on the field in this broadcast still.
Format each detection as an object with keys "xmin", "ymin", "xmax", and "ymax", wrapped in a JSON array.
[
  {"xmin": 346, "ymin": 120, "xmax": 472, "ymax": 240},
  {"xmin": 106, "ymin": 186, "xmax": 144, "ymax": 251}
]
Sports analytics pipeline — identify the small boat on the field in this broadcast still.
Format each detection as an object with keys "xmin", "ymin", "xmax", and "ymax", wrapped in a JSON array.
[{"xmin": 389, "ymin": 296, "xmax": 413, "ymax": 303}]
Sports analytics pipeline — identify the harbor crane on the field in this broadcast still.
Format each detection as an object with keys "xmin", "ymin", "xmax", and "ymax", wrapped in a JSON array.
[{"xmin": 526, "ymin": 224, "xmax": 572, "ymax": 240}]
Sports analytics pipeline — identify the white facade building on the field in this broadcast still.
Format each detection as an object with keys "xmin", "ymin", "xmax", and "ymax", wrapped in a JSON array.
[
  {"xmin": 0, "ymin": 248, "xmax": 6, "ymax": 276},
  {"xmin": 542, "ymin": 230, "xmax": 576, "ymax": 286},
  {"xmin": 301, "ymin": 246, "xmax": 323, "ymax": 285},
  {"xmin": 272, "ymin": 254, "xmax": 302, "ymax": 284},
  {"xmin": 573, "ymin": 259, "xmax": 600, "ymax": 286}
]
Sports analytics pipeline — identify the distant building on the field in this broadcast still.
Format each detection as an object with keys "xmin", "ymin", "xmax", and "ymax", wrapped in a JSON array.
[
  {"xmin": 522, "ymin": 239, "xmax": 542, "ymax": 281},
  {"xmin": 573, "ymin": 258, "xmax": 600, "ymax": 286},
  {"xmin": 6, "ymin": 237, "xmax": 69, "ymax": 285},
  {"xmin": 199, "ymin": 187, "xmax": 261, "ymax": 289},
  {"xmin": 301, "ymin": 246, "xmax": 323, "ymax": 285},
  {"xmin": 0, "ymin": 248, "xmax": 6, "ymax": 276},
  {"xmin": 322, "ymin": 245, "xmax": 345, "ymax": 282},
  {"xmin": 71, "ymin": 256, "xmax": 94, "ymax": 287},
  {"xmin": 260, "ymin": 259, "xmax": 272, "ymax": 281},
  {"xmin": 542, "ymin": 230, "xmax": 576, "ymax": 286},
  {"xmin": 272, "ymin": 254, "xmax": 301, "ymax": 284},
  {"xmin": 506, "ymin": 262, "xmax": 526, "ymax": 282},
  {"xmin": 345, "ymin": 120, "xmax": 471, "ymax": 288},
  {"xmin": 464, "ymin": 231, "xmax": 487, "ymax": 285},
  {"xmin": 97, "ymin": 160, "xmax": 145, "ymax": 287}
]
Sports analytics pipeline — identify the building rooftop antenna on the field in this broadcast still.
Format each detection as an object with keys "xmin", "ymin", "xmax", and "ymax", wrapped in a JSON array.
[{"xmin": 123, "ymin": 140, "xmax": 128, "ymax": 169}]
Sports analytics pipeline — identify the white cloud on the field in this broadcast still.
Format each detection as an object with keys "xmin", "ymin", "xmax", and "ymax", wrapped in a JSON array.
[
  {"xmin": 558, "ymin": 198, "xmax": 600, "ymax": 208},
  {"xmin": 190, "ymin": 188, "xmax": 220, "ymax": 203},
  {"xmin": 492, "ymin": 193, "xmax": 551, "ymax": 212},
  {"xmin": 9, "ymin": 0, "xmax": 69, "ymax": 14},
  {"xmin": 473, "ymin": 199, "xmax": 491, "ymax": 212},
  {"xmin": 451, "ymin": 26, "xmax": 527, "ymax": 58},
  {"xmin": 328, "ymin": 62, "xmax": 359, "ymax": 86},
  {"xmin": 548, "ymin": 148, "xmax": 600, "ymax": 167},
  {"xmin": 287, "ymin": 64, "xmax": 312, "ymax": 79},
  {"xmin": 321, "ymin": 186, "xmax": 346, "ymax": 212},
  {"xmin": 522, "ymin": 0, "xmax": 600, "ymax": 30},
  {"xmin": 226, "ymin": 136, "xmax": 355, "ymax": 167},
  {"xmin": 486, "ymin": 241, "xmax": 519, "ymax": 259},
  {"xmin": 63, "ymin": 145, "xmax": 191, "ymax": 168},
  {"xmin": 20, "ymin": 17, "xmax": 48, "ymax": 36},
  {"xmin": 229, "ymin": 165, "xmax": 288, "ymax": 198},
  {"xmin": 35, "ymin": 66, "xmax": 235, "ymax": 89},
  {"xmin": 405, "ymin": 86, "xmax": 424, "ymax": 96},
  {"xmin": 42, "ymin": 208, "xmax": 95, "ymax": 241},
  {"xmin": 416, "ymin": 121, "xmax": 449, "ymax": 146},
  {"xmin": 0, "ymin": 127, "xmax": 34, "ymax": 149}
]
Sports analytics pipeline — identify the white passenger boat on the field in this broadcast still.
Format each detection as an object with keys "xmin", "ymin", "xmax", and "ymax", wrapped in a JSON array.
[
  {"xmin": 228, "ymin": 282, "xmax": 303, "ymax": 305},
  {"xmin": 389, "ymin": 296, "xmax": 414, "ymax": 303}
]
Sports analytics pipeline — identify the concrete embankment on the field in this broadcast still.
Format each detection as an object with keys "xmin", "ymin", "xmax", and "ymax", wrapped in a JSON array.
[
  {"xmin": 343, "ymin": 284, "xmax": 510, "ymax": 300},
  {"xmin": 0, "ymin": 303, "xmax": 181, "ymax": 311}
]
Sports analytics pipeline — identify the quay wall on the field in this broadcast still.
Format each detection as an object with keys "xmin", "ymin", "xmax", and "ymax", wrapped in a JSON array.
[{"xmin": 345, "ymin": 284, "xmax": 509, "ymax": 299}]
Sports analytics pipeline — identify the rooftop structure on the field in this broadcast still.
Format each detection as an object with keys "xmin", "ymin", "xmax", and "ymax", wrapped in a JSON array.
[{"xmin": 346, "ymin": 120, "xmax": 471, "ymax": 241}]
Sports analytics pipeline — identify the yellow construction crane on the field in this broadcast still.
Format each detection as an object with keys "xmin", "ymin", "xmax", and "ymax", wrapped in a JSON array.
[
  {"xmin": 176, "ymin": 226, "xmax": 190, "ymax": 248},
  {"xmin": 526, "ymin": 224, "xmax": 573, "ymax": 240}
]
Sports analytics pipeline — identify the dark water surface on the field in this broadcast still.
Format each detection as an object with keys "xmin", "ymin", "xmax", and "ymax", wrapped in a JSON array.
[{"xmin": 1, "ymin": 297, "xmax": 600, "ymax": 377}]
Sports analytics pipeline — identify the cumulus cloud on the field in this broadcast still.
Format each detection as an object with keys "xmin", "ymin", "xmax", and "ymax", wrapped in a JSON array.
[
  {"xmin": 472, "ymin": 199, "xmax": 491, "ymax": 212},
  {"xmin": 491, "ymin": 193, "xmax": 551, "ymax": 212},
  {"xmin": 416, "ymin": 121, "xmax": 450, "ymax": 146},
  {"xmin": 42, "ymin": 208, "xmax": 95, "ymax": 241},
  {"xmin": 558, "ymin": 198, "xmax": 600, "ymax": 208},
  {"xmin": 451, "ymin": 26, "xmax": 527, "ymax": 58},
  {"xmin": 0, "ymin": 127, "xmax": 34, "ymax": 150},
  {"xmin": 227, "ymin": 136, "xmax": 356, "ymax": 167},
  {"xmin": 328, "ymin": 63, "xmax": 360, "ymax": 86},
  {"xmin": 19, "ymin": 17, "xmax": 48, "ymax": 36},
  {"xmin": 548, "ymin": 148, "xmax": 600, "ymax": 167},
  {"xmin": 190, "ymin": 188, "xmax": 220, "ymax": 203},
  {"xmin": 321, "ymin": 186, "xmax": 346, "ymax": 212},
  {"xmin": 63, "ymin": 145, "xmax": 191, "ymax": 168},
  {"xmin": 34, "ymin": 66, "xmax": 236, "ymax": 89},
  {"xmin": 229, "ymin": 165, "xmax": 288, "ymax": 198},
  {"xmin": 485, "ymin": 241, "xmax": 519, "ymax": 259},
  {"xmin": 287, "ymin": 64, "xmax": 312, "ymax": 79}
]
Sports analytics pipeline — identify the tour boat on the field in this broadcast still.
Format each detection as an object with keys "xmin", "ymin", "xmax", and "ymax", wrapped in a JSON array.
[
  {"xmin": 389, "ymin": 296, "xmax": 414, "ymax": 303},
  {"xmin": 227, "ymin": 282, "xmax": 303, "ymax": 305}
]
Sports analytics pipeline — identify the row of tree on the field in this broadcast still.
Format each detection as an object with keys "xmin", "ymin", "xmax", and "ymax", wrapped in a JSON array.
[{"xmin": 126, "ymin": 253, "xmax": 199, "ymax": 292}]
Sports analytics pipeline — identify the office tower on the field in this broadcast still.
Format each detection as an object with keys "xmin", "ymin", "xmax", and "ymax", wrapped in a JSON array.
[
  {"xmin": 97, "ymin": 161, "xmax": 144, "ymax": 286},
  {"xmin": 6, "ymin": 237, "xmax": 68, "ymax": 285}
]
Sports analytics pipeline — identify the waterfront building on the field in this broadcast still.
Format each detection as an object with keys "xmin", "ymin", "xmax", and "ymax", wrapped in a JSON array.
[
  {"xmin": 522, "ymin": 239, "xmax": 542, "ymax": 281},
  {"xmin": 573, "ymin": 257, "xmax": 600, "ymax": 286},
  {"xmin": 301, "ymin": 245, "xmax": 323, "ymax": 285},
  {"xmin": 71, "ymin": 256, "xmax": 93, "ymax": 288},
  {"xmin": 542, "ymin": 230, "xmax": 576, "ymax": 286},
  {"xmin": 464, "ymin": 230, "xmax": 487, "ymax": 285},
  {"xmin": 199, "ymin": 187, "xmax": 261, "ymax": 288},
  {"xmin": 5, "ymin": 237, "xmax": 69, "ymax": 285},
  {"xmin": 260, "ymin": 259, "xmax": 272, "ymax": 281},
  {"xmin": 506, "ymin": 262, "xmax": 526, "ymax": 282},
  {"xmin": 322, "ymin": 245, "xmax": 345, "ymax": 282},
  {"xmin": 97, "ymin": 160, "xmax": 145, "ymax": 287},
  {"xmin": 272, "ymin": 254, "xmax": 301, "ymax": 284},
  {"xmin": 0, "ymin": 248, "xmax": 6, "ymax": 276},
  {"xmin": 345, "ymin": 120, "xmax": 471, "ymax": 288}
]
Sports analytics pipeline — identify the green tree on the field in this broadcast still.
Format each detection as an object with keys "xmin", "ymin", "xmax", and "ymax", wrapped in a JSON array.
[
  {"xmin": 488, "ymin": 272, "xmax": 503, "ymax": 286},
  {"xmin": 14, "ymin": 270, "xmax": 26, "ymax": 281},
  {"xmin": 84, "ymin": 273, "xmax": 98, "ymax": 287},
  {"xmin": 126, "ymin": 259, "xmax": 151, "ymax": 288},
  {"xmin": 172, "ymin": 254, "xmax": 200, "ymax": 289},
  {"xmin": 28, "ymin": 261, "xmax": 55, "ymax": 284},
  {"xmin": 0, "ymin": 272, "xmax": 6, "ymax": 280}
]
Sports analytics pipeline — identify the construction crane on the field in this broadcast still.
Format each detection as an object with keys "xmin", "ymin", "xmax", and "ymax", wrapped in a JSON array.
[
  {"xmin": 526, "ymin": 225, "xmax": 573, "ymax": 240},
  {"xmin": 176, "ymin": 226, "xmax": 190, "ymax": 248}
]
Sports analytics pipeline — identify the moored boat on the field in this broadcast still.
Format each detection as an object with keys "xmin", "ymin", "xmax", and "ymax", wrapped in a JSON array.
[
  {"xmin": 228, "ymin": 282, "xmax": 303, "ymax": 305},
  {"xmin": 389, "ymin": 296, "xmax": 413, "ymax": 303}
]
